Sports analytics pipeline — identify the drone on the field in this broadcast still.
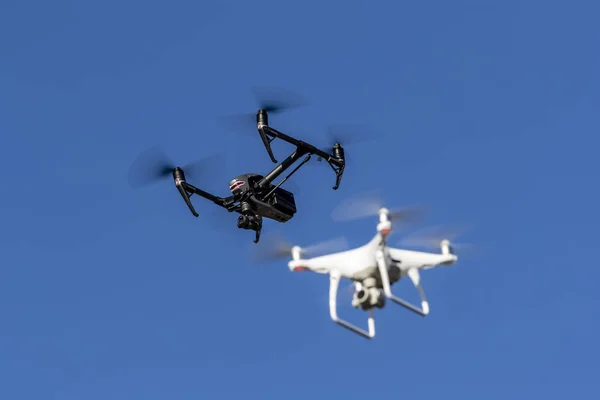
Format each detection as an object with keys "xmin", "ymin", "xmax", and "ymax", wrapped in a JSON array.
[
  {"xmin": 259, "ymin": 200, "xmax": 461, "ymax": 339},
  {"xmin": 127, "ymin": 89, "xmax": 349, "ymax": 244}
]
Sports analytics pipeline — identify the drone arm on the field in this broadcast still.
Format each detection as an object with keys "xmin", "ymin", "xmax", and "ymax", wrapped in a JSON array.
[
  {"xmin": 264, "ymin": 154, "xmax": 312, "ymax": 200},
  {"xmin": 179, "ymin": 182, "xmax": 240, "ymax": 213},
  {"xmin": 257, "ymin": 148, "xmax": 308, "ymax": 188},
  {"xmin": 261, "ymin": 126, "xmax": 330, "ymax": 158},
  {"xmin": 261, "ymin": 126, "xmax": 345, "ymax": 190},
  {"xmin": 329, "ymin": 271, "xmax": 375, "ymax": 339},
  {"xmin": 263, "ymin": 125, "xmax": 344, "ymax": 165},
  {"xmin": 375, "ymin": 251, "xmax": 429, "ymax": 316}
]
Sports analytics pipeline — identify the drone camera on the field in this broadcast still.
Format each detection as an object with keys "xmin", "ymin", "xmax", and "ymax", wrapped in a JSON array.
[
  {"xmin": 237, "ymin": 214, "xmax": 262, "ymax": 231},
  {"xmin": 352, "ymin": 287, "xmax": 385, "ymax": 310}
]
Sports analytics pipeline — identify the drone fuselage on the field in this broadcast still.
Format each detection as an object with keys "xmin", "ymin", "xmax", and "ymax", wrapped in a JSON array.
[
  {"xmin": 229, "ymin": 173, "xmax": 297, "ymax": 223},
  {"xmin": 288, "ymin": 234, "xmax": 456, "ymax": 284}
]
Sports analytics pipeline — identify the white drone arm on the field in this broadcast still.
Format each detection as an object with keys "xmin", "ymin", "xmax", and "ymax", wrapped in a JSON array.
[
  {"xmin": 329, "ymin": 271, "xmax": 375, "ymax": 339},
  {"xmin": 375, "ymin": 250, "xmax": 429, "ymax": 316}
]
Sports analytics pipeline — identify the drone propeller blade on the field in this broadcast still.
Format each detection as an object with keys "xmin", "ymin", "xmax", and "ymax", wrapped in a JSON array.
[
  {"xmin": 331, "ymin": 190, "xmax": 425, "ymax": 223},
  {"xmin": 127, "ymin": 146, "xmax": 223, "ymax": 189},
  {"xmin": 127, "ymin": 147, "xmax": 175, "ymax": 188},
  {"xmin": 299, "ymin": 236, "xmax": 350, "ymax": 258},
  {"xmin": 252, "ymin": 233, "xmax": 295, "ymax": 262},
  {"xmin": 250, "ymin": 86, "xmax": 308, "ymax": 114},
  {"xmin": 218, "ymin": 86, "xmax": 308, "ymax": 132},
  {"xmin": 396, "ymin": 224, "xmax": 472, "ymax": 251},
  {"xmin": 325, "ymin": 123, "xmax": 381, "ymax": 148},
  {"xmin": 252, "ymin": 233, "xmax": 349, "ymax": 263},
  {"xmin": 307, "ymin": 124, "xmax": 382, "ymax": 165}
]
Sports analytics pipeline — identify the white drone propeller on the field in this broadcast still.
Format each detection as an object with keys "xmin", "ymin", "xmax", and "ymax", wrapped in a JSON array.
[
  {"xmin": 331, "ymin": 190, "xmax": 425, "ymax": 223},
  {"xmin": 397, "ymin": 224, "xmax": 472, "ymax": 251},
  {"xmin": 253, "ymin": 232, "xmax": 350, "ymax": 262}
]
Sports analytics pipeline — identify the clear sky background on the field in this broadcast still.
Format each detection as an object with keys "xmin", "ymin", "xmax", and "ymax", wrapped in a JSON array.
[{"xmin": 1, "ymin": 0, "xmax": 599, "ymax": 399}]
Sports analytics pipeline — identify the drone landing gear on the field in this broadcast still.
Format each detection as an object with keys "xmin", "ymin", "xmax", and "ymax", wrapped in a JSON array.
[
  {"xmin": 375, "ymin": 250, "xmax": 429, "ymax": 316},
  {"xmin": 329, "ymin": 271, "xmax": 376, "ymax": 339},
  {"xmin": 174, "ymin": 169, "xmax": 237, "ymax": 216}
]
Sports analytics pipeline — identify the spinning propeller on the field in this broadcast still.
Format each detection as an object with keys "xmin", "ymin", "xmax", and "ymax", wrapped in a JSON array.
[
  {"xmin": 396, "ymin": 224, "xmax": 472, "ymax": 252},
  {"xmin": 219, "ymin": 86, "xmax": 308, "ymax": 130},
  {"xmin": 219, "ymin": 87, "xmax": 379, "ymax": 162},
  {"xmin": 253, "ymin": 232, "xmax": 349, "ymax": 263},
  {"xmin": 127, "ymin": 146, "xmax": 220, "ymax": 189},
  {"xmin": 311, "ymin": 123, "xmax": 382, "ymax": 165},
  {"xmin": 250, "ymin": 86, "xmax": 308, "ymax": 114},
  {"xmin": 331, "ymin": 191, "xmax": 425, "ymax": 223}
]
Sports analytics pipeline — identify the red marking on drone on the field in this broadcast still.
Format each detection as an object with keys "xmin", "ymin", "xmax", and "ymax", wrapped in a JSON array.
[{"xmin": 230, "ymin": 181, "xmax": 245, "ymax": 190}]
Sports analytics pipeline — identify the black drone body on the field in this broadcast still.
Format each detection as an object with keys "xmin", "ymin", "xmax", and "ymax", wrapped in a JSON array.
[{"xmin": 163, "ymin": 109, "xmax": 346, "ymax": 243}]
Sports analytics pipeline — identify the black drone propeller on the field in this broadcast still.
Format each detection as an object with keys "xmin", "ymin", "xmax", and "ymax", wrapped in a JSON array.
[
  {"xmin": 219, "ymin": 86, "xmax": 308, "ymax": 131},
  {"xmin": 294, "ymin": 123, "xmax": 382, "ymax": 170},
  {"xmin": 127, "ymin": 146, "xmax": 220, "ymax": 189},
  {"xmin": 250, "ymin": 86, "xmax": 308, "ymax": 114}
]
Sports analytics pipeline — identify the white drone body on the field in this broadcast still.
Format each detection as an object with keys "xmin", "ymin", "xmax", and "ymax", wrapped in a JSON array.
[{"xmin": 287, "ymin": 208, "xmax": 457, "ymax": 339}]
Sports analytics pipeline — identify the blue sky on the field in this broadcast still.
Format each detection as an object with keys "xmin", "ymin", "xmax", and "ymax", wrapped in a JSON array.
[{"xmin": 1, "ymin": 0, "xmax": 599, "ymax": 398}]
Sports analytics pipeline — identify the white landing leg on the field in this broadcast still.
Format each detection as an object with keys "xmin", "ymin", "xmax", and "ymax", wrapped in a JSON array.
[
  {"xmin": 375, "ymin": 250, "xmax": 429, "ymax": 316},
  {"xmin": 329, "ymin": 271, "xmax": 375, "ymax": 339}
]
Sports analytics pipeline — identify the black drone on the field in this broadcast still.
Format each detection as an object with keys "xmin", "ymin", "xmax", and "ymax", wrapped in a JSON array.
[{"xmin": 128, "ymin": 89, "xmax": 349, "ymax": 244}]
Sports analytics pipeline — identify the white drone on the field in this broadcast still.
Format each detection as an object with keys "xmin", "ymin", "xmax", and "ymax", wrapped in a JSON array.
[{"xmin": 261, "ymin": 197, "xmax": 461, "ymax": 339}]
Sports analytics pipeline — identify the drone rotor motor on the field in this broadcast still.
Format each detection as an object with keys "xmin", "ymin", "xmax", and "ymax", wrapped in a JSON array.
[
  {"xmin": 256, "ymin": 109, "xmax": 269, "ymax": 129},
  {"xmin": 173, "ymin": 167, "xmax": 186, "ymax": 186},
  {"xmin": 333, "ymin": 143, "xmax": 345, "ymax": 162},
  {"xmin": 377, "ymin": 207, "xmax": 392, "ymax": 237},
  {"xmin": 440, "ymin": 239, "xmax": 454, "ymax": 255}
]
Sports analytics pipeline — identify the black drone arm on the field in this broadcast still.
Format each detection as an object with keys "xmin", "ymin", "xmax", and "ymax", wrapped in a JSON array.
[
  {"xmin": 258, "ymin": 124, "xmax": 346, "ymax": 190},
  {"xmin": 256, "ymin": 146, "xmax": 307, "ymax": 189},
  {"xmin": 176, "ymin": 180, "xmax": 239, "ymax": 217}
]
